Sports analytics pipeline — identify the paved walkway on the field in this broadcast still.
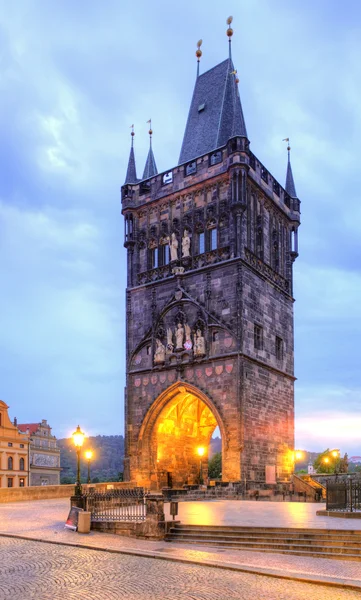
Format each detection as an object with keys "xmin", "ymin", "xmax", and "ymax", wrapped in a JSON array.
[
  {"xmin": 0, "ymin": 499, "xmax": 360, "ymax": 593},
  {"xmin": 1, "ymin": 536, "xmax": 360, "ymax": 600}
]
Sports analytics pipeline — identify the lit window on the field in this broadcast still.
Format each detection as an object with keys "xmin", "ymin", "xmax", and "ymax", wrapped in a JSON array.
[{"xmin": 19, "ymin": 478, "xmax": 25, "ymax": 487}]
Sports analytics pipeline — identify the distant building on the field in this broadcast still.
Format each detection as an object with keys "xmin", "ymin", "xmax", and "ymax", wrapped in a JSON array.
[
  {"xmin": 18, "ymin": 420, "xmax": 61, "ymax": 486},
  {"xmin": 349, "ymin": 456, "xmax": 361, "ymax": 464},
  {"xmin": 0, "ymin": 401, "xmax": 29, "ymax": 488}
]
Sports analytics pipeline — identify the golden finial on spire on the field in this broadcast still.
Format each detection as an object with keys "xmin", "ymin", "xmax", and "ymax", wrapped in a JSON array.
[
  {"xmin": 196, "ymin": 39, "xmax": 203, "ymax": 60},
  {"xmin": 226, "ymin": 16, "xmax": 233, "ymax": 37},
  {"xmin": 146, "ymin": 119, "xmax": 152, "ymax": 136}
]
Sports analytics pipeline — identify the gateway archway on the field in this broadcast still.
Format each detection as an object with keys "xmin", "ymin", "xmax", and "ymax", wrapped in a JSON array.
[{"xmin": 138, "ymin": 383, "xmax": 225, "ymax": 489}]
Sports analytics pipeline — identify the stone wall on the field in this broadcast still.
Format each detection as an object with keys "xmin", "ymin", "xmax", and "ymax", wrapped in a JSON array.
[{"xmin": 0, "ymin": 481, "xmax": 137, "ymax": 504}]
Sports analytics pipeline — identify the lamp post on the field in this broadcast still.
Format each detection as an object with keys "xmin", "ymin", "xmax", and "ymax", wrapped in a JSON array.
[
  {"xmin": 85, "ymin": 450, "xmax": 93, "ymax": 484},
  {"xmin": 197, "ymin": 446, "xmax": 205, "ymax": 485},
  {"xmin": 72, "ymin": 425, "xmax": 85, "ymax": 496}
]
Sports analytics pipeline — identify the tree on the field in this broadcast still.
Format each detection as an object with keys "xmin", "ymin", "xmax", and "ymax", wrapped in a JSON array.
[
  {"xmin": 208, "ymin": 452, "xmax": 222, "ymax": 479},
  {"xmin": 313, "ymin": 449, "xmax": 342, "ymax": 474}
]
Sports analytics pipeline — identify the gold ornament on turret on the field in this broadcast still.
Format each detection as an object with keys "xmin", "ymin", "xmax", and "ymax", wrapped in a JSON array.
[
  {"xmin": 226, "ymin": 16, "xmax": 233, "ymax": 37},
  {"xmin": 196, "ymin": 39, "xmax": 203, "ymax": 60}
]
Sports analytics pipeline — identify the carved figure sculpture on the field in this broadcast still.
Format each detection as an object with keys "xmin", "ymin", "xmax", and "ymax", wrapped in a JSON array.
[
  {"xmin": 184, "ymin": 323, "xmax": 192, "ymax": 350},
  {"xmin": 166, "ymin": 328, "xmax": 174, "ymax": 353},
  {"xmin": 154, "ymin": 339, "xmax": 165, "ymax": 363},
  {"xmin": 194, "ymin": 329, "xmax": 205, "ymax": 356},
  {"xmin": 182, "ymin": 230, "xmax": 191, "ymax": 258},
  {"xmin": 175, "ymin": 323, "xmax": 184, "ymax": 350},
  {"xmin": 169, "ymin": 232, "xmax": 178, "ymax": 261}
]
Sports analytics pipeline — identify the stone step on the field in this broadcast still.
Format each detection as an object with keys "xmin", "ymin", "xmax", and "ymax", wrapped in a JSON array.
[
  {"xmin": 166, "ymin": 534, "xmax": 361, "ymax": 554},
  {"xmin": 165, "ymin": 537, "xmax": 361, "ymax": 561},
  {"xmin": 169, "ymin": 524, "xmax": 361, "ymax": 536},
  {"xmin": 167, "ymin": 529, "xmax": 361, "ymax": 547},
  {"xmin": 165, "ymin": 525, "xmax": 361, "ymax": 560}
]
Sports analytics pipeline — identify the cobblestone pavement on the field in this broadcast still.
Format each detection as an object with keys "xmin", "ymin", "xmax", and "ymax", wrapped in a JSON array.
[
  {"xmin": 0, "ymin": 499, "xmax": 360, "ymax": 591},
  {"xmin": 0, "ymin": 536, "xmax": 360, "ymax": 600}
]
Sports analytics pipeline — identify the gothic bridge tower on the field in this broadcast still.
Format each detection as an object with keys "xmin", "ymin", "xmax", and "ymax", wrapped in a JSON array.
[{"xmin": 121, "ymin": 21, "xmax": 300, "ymax": 490}]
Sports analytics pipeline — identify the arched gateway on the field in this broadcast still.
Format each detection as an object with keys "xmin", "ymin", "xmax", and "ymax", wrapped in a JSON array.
[
  {"xmin": 137, "ymin": 383, "xmax": 227, "ymax": 489},
  {"xmin": 121, "ymin": 23, "xmax": 299, "ymax": 490}
]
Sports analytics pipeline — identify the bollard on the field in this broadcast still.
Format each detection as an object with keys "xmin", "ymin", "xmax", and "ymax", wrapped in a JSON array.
[{"xmin": 77, "ymin": 511, "xmax": 91, "ymax": 534}]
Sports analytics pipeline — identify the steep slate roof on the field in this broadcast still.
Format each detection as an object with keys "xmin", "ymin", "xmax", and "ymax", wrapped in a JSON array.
[
  {"xmin": 285, "ymin": 153, "xmax": 297, "ymax": 198},
  {"xmin": 142, "ymin": 142, "xmax": 158, "ymax": 180},
  {"xmin": 124, "ymin": 140, "xmax": 138, "ymax": 184},
  {"xmin": 179, "ymin": 58, "xmax": 247, "ymax": 165}
]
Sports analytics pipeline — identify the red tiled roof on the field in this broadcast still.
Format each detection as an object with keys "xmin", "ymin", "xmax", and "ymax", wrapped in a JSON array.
[{"xmin": 17, "ymin": 423, "xmax": 40, "ymax": 435}]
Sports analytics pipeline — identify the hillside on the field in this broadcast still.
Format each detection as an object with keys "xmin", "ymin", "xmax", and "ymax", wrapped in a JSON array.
[{"xmin": 58, "ymin": 435, "xmax": 124, "ymax": 484}]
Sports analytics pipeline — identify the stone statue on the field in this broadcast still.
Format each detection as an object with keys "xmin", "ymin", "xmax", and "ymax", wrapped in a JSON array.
[
  {"xmin": 154, "ymin": 339, "xmax": 165, "ymax": 364},
  {"xmin": 168, "ymin": 233, "xmax": 178, "ymax": 261},
  {"xmin": 194, "ymin": 329, "xmax": 205, "ymax": 356},
  {"xmin": 182, "ymin": 230, "xmax": 191, "ymax": 258},
  {"xmin": 166, "ymin": 328, "xmax": 174, "ymax": 353},
  {"xmin": 184, "ymin": 323, "xmax": 192, "ymax": 350},
  {"xmin": 175, "ymin": 323, "xmax": 184, "ymax": 350}
]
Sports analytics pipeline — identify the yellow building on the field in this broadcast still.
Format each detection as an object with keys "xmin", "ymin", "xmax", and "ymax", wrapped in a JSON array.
[{"xmin": 0, "ymin": 401, "xmax": 29, "ymax": 488}]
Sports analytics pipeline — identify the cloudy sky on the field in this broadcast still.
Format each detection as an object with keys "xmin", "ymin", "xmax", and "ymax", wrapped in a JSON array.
[{"xmin": 1, "ymin": 1, "xmax": 360, "ymax": 453}]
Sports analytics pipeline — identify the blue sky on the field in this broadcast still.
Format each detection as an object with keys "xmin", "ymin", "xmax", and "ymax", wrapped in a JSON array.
[{"xmin": 1, "ymin": 1, "xmax": 360, "ymax": 454}]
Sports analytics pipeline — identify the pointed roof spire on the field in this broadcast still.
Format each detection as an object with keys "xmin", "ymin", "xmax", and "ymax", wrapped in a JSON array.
[
  {"xmin": 179, "ymin": 17, "xmax": 247, "ymax": 165},
  {"xmin": 124, "ymin": 125, "xmax": 138, "ymax": 184},
  {"xmin": 283, "ymin": 139, "xmax": 297, "ymax": 198},
  {"xmin": 196, "ymin": 39, "xmax": 203, "ymax": 78},
  {"xmin": 142, "ymin": 120, "xmax": 158, "ymax": 180}
]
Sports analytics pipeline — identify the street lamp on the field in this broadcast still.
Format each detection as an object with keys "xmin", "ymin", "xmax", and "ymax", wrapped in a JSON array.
[
  {"xmin": 85, "ymin": 450, "xmax": 93, "ymax": 484},
  {"xmin": 72, "ymin": 425, "xmax": 85, "ymax": 496},
  {"xmin": 197, "ymin": 446, "xmax": 205, "ymax": 485}
]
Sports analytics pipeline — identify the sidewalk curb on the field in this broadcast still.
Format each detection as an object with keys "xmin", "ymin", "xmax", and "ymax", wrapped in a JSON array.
[{"xmin": 1, "ymin": 532, "xmax": 360, "ymax": 592}]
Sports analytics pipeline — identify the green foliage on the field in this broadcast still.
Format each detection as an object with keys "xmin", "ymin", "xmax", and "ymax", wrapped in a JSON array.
[
  {"xmin": 208, "ymin": 452, "xmax": 222, "ymax": 479},
  {"xmin": 59, "ymin": 435, "xmax": 124, "ymax": 484},
  {"xmin": 313, "ymin": 448, "xmax": 342, "ymax": 474}
]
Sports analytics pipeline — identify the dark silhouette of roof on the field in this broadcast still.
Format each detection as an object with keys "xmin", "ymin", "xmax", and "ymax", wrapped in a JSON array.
[
  {"xmin": 142, "ymin": 142, "xmax": 158, "ymax": 180},
  {"xmin": 285, "ymin": 152, "xmax": 297, "ymax": 198},
  {"xmin": 179, "ymin": 58, "xmax": 247, "ymax": 165},
  {"xmin": 124, "ymin": 139, "xmax": 138, "ymax": 184}
]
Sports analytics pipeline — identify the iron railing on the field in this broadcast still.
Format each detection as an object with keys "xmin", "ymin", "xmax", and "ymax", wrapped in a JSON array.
[
  {"xmin": 84, "ymin": 488, "xmax": 146, "ymax": 522},
  {"xmin": 326, "ymin": 480, "xmax": 361, "ymax": 512}
]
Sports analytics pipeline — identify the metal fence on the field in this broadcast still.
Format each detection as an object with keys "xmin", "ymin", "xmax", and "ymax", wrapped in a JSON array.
[
  {"xmin": 326, "ymin": 480, "xmax": 361, "ymax": 512},
  {"xmin": 84, "ymin": 488, "xmax": 146, "ymax": 522}
]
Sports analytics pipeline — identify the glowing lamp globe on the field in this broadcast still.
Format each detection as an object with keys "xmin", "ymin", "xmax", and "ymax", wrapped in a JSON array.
[{"xmin": 72, "ymin": 425, "xmax": 85, "ymax": 448}]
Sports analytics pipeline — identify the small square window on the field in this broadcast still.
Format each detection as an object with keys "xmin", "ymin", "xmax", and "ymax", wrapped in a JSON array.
[
  {"xmin": 209, "ymin": 151, "xmax": 222, "ymax": 166},
  {"xmin": 276, "ymin": 336, "xmax": 283, "ymax": 360},
  {"xmin": 20, "ymin": 444, "xmax": 24, "ymax": 448},
  {"xmin": 254, "ymin": 324, "xmax": 263, "ymax": 350},
  {"xmin": 8, "ymin": 443, "xmax": 13, "ymax": 447}
]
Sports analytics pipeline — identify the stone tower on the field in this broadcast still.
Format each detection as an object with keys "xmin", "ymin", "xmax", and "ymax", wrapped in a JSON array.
[{"xmin": 121, "ymin": 23, "xmax": 300, "ymax": 490}]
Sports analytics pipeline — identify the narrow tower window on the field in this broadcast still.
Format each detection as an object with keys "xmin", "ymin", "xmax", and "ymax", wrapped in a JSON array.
[
  {"xmin": 254, "ymin": 324, "xmax": 263, "ymax": 350},
  {"xmin": 276, "ymin": 337, "xmax": 283, "ymax": 360},
  {"xmin": 198, "ymin": 232, "xmax": 205, "ymax": 254}
]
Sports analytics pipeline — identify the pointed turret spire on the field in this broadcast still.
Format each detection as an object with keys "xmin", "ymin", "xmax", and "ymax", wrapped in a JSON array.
[
  {"xmin": 124, "ymin": 125, "xmax": 138, "ymax": 184},
  {"xmin": 142, "ymin": 120, "xmax": 158, "ymax": 180},
  {"xmin": 284, "ymin": 139, "xmax": 297, "ymax": 198}
]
